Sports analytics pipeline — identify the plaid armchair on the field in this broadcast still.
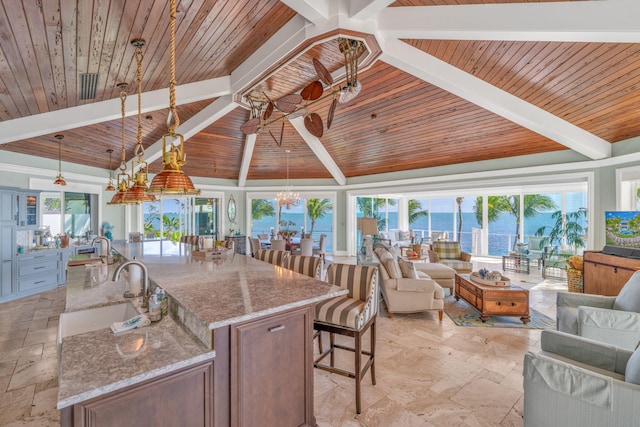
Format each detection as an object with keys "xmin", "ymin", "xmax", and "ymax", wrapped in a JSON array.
[{"xmin": 428, "ymin": 241, "xmax": 472, "ymax": 273}]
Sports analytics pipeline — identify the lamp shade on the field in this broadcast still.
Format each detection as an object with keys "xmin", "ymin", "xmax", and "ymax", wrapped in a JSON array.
[{"xmin": 357, "ymin": 217, "xmax": 378, "ymax": 235}]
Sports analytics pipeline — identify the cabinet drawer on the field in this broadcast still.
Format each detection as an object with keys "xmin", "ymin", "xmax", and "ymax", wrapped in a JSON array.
[
  {"xmin": 19, "ymin": 251, "xmax": 58, "ymax": 263},
  {"xmin": 18, "ymin": 273, "xmax": 58, "ymax": 293},
  {"xmin": 18, "ymin": 259, "xmax": 58, "ymax": 277},
  {"xmin": 484, "ymin": 298, "xmax": 529, "ymax": 315}
]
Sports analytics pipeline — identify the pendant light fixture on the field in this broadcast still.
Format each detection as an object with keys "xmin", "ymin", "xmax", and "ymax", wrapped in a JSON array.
[
  {"xmin": 108, "ymin": 83, "xmax": 137, "ymax": 205},
  {"xmin": 147, "ymin": 0, "xmax": 200, "ymax": 196},
  {"xmin": 275, "ymin": 149, "xmax": 300, "ymax": 209},
  {"xmin": 121, "ymin": 39, "xmax": 156, "ymax": 204},
  {"xmin": 53, "ymin": 134, "xmax": 66, "ymax": 186},
  {"xmin": 105, "ymin": 149, "xmax": 116, "ymax": 191}
]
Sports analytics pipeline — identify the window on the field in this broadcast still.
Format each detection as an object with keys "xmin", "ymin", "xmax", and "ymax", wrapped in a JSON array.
[{"xmin": 142, "ymin": 196, "xmax": 221, "ymax": 241}]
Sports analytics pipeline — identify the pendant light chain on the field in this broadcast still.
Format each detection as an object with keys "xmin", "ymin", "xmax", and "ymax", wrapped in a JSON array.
[
  {"xmin": 134, "ymin": 43, "xmax": 145, "ymax": 159},
  {"xmin": 168, "ymin": 0, "xmax": 179, "ymax": 133}
]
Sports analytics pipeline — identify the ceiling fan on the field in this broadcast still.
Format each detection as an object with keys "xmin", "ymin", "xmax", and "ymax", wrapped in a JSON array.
[{"xmin": 241, "ymin": 37, "xmax": 365, "ymax": 144}]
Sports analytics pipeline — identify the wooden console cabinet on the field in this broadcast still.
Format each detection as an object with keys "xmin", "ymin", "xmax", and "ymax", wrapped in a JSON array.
[{"xmin": 583, "ymin": 251, "xmax": 640, "ymax": 296}]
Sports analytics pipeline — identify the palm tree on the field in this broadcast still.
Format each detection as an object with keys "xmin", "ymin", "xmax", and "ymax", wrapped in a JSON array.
[
  {"xmin": 357, "ymin": 197, "xmax": 395, "ymax": 230},
  {"xmin": 252, "ymin": 199, "xmax": 275, "ymax": 220},
  {"xmin": 473, "ymin": 194, "xmax": 557, "ymax": 249},
  {"xmin": 408, "ymin": 199, "xmax": 428, "ymax": 226},
  {"xmin": 162, "ymin": 215, "xmax": 181, "ymax": 241},
  {"xmin": 307, "ymin": 198, "xmax": 332, "ymax": 235}
]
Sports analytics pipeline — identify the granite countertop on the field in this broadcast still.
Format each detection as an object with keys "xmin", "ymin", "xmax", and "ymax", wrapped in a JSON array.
[
  {"xmin": 58, "ymin": 263, "xmax": 214, "ymax": 410},
  {"xmin": 112, "ymin": 241, "xmax": 347, "ymax": 346},
  {"xmin": 58, "ymin": 241, "xmax": 344, "ymax": 410},
  {"xmin": 17, "ymin": 246, "xmax": 74, "ymax": 256}
]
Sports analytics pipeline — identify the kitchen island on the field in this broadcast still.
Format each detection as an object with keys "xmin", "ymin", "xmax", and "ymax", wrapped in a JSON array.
[{"xmin": 58, "ymin": 240, "xmax": 345, "ymax": 427}]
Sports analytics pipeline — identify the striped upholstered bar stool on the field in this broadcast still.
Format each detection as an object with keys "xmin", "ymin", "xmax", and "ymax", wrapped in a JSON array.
[
  {"xmin": 254, "ymin": 249, "xmax": 289, "ymax": 267},
  {"xmin": 283, "ymin": 255, "xmax": 322, "ymax": 279},
  {"xmin": 314, "ymin": 263, "xmax": 378, "ymax": 414}
]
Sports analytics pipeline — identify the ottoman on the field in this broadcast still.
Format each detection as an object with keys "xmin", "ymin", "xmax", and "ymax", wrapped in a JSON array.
[{"xmin": 414, "ymin": 263, "xmax": 456, "ymax": 295}]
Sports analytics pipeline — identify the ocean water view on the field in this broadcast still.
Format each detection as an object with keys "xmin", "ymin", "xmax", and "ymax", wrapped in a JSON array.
[
  {"xmin": 146, "ymin": 209, "xmax": 581, "ymax": 256},
  {"xmin": 249, "ymin": 210, "xmax": 577, "ymax": 256}
]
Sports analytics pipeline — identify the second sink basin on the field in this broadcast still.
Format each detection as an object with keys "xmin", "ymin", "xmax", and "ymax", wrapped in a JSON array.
[{"xmin": 58, "ymin": 301, "xmax": 140, "ymax": 345}]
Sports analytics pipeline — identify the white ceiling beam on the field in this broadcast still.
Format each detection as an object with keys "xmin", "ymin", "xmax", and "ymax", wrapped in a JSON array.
[
  {"xmin": 279, "ymin": 0, "xmax": 330, "ymax": 25},
  {"xmin": 231, "ymin": 15, "xmax": 308, "ymax": 94},
  {"xmin": 288, "ymin": 116, "xmax": 346, "ymax": 186},
  {"xmin": 348, "ymin": 0, "xmax": 395, "ymax": 21},
  {"xmin": 378, "ymin": 1, "xmax": 640, "ymax": 42},
  {"xmin": 238, "ymin": 133, "xmax": 257, "ymax": 187},
  {"xmin": 0, "ymin": 76, "xmax": 231, "ymax": 145},
  {"xmin": 381, "ymin": 38, "xmax": 611, "ymax": 160},
  {"xmin": 142, "ymin": 94, "xmax": 238, "ymax": 166}
]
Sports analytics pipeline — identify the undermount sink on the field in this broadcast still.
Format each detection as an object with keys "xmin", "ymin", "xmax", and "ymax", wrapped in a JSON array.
[{"xmin": 58, "ymin": 301, "xmax": 140, "ymax": 346}]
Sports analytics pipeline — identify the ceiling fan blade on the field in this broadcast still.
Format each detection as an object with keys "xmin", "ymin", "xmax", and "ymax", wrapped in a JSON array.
[
  {"xmin": 275, "ymin": 100, "xmax": 297, "ymax": 113},
  {"xmin": 279, "ymin": 120, "xmax": 285, "ymax": 145},
  {"xmin": 300, "ymin": 80, "xmax": 323, "ymax": 101},
  {"xmin": 304, "ymin": 113, "xmax": 323, "ymax": 138},
  {"xmin": 263, "ymin": 101, "xmax": 274, "ymax": 120},
  {"xmin": 327, "ymin": 97, "xmax": 337, "ymax": 129},
  {"xmin": 240, "ymin": 117, "xmax": 261, "ymax": 135},
  {"xmin": 313, "ymin": 58, "xmax": 333, "ymax": 86},
  {"xmin": 278, "ymin": 93, "xmax": 303, "ymax": 105}
]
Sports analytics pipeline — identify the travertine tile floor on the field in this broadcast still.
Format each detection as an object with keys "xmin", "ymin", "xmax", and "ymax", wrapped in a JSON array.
[{"xmin": 0, "ymin": 256, "xmax": 564, "ymax": 426}]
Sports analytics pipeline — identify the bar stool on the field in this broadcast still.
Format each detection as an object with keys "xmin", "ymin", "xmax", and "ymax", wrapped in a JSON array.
[{"xmin": 314, "ymin": 263, "xmax": 378, "ymax": 414}]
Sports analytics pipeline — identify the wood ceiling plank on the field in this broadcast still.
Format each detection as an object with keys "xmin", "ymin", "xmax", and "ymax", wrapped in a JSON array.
[{"xmin": 42, "ymin": 0, "xmax": 68, "ymax": 110}]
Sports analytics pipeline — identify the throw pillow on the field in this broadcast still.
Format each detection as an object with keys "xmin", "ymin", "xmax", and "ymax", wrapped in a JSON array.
[
  {"xmin": 383, "ymin": 257, "xmax": 402, "ymax": 279},
  {"xmin": 625, "ymin": 344, "xmax": 640, "ymax": 385},
  {"xmin": 433, "ymin": 241, "xmax": 461, "ymax": 260},
  {"xmin": 398, "ymin": 260, "xmax": 417, "ymax": 279},
  {"xmin": 614, "ymin": 271, "xmax": 640, "ymax": 312},
  {"xmin": 399, "ymin": 231, "xmax": 411, "ymax": 241}
]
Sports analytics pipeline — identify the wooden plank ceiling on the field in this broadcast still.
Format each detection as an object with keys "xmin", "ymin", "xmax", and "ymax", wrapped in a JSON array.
[{"xmin": 0, "ymin": 0, "xmax": 639, "ymax": 183}]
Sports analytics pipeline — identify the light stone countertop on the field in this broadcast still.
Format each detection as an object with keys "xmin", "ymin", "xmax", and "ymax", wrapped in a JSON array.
[
  {"xmin": 57, "ymin": 263, "xmax": 214, "ymax": 409},
  {"xmin": 58, "ymin": 240, "xmax": 344, "ymax": 409},
  {"xmin": 112, "ymin": 241, "xmax": 347, "ymax": 347}
]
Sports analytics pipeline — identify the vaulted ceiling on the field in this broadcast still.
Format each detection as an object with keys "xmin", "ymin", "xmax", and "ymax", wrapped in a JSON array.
[{"xmin": 0, "ymin": 0, "xmax": 639, "ymax": 185}]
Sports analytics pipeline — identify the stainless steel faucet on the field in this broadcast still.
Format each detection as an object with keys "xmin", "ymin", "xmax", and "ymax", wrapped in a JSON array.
[
  {"xmin": 92, "ymin": 236, "xmax": 111, "ymax": 257},
  {"xmin": 112, "ymin": 259, "xmax": 150, "ymax": 306}
]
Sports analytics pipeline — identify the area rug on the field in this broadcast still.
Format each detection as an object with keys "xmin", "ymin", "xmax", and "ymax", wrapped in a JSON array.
[{"xmin": 444, "ymin": 296, "xmax": 556, "ymax": 329}]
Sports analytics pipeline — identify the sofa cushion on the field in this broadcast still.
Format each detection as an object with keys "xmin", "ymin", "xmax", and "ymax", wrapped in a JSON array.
[
  {"xmin": 613, "ymin": 271, "xmax": 640, "ymax": 312},
  {"xmin": 432, "ymin": 241, "xmax": 461, "ymax": 260},
  {"xmin": 383, "ymin": 257, "xmax": 402, "ymax": 279},
  {"xmin": 398, "ymin": 260, "xmax": 417, "ymax": 279},
  {"xmin": 625, "ymin": 345, "xmax": 640, "ymax": 385}
]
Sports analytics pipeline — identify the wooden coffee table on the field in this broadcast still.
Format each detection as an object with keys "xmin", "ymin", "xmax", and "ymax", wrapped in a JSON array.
[{"xmin": 454, "ymin": 274, "xmax": 530, "ymax": 324}]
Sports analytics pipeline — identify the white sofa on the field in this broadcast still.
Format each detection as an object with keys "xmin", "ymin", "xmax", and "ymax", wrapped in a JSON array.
[
  {"xmin": 557, "ymin": 271, "xmax": 640, "ymax": 350},
  {"xmin": 373, "ymin": 246, "xmax": 444, "ymax": 320},
  {"xmin": 524, "ymin": 330, "xmax": 640, "ymax": 426},
  {"xmin": 378, "ymin": 230, "xmax": 413, "ymax": 248}
]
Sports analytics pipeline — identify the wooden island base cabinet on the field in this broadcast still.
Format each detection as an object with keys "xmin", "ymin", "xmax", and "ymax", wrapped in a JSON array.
[
  {"xmin": 213, "ymin": 305, "xmax": 315, "ymax": 427},
  {"xmin": 60, "ymin": 360, "xmax": 214, "ymax": 427}
]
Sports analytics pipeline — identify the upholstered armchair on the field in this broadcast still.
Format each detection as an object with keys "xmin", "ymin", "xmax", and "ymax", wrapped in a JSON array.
[
  {"xmin": 373, "ymin": 247, "xmax": 444, "ymax": 320},
  {"xmin": 523, "ymin": 330, "xmax": 640, "ymax": 426},
  {"xmin": 557, "ymin": 271, "xmax": 640, "ymax": 350},
  {"xmin": 427, "ymin": 241, "xmax": 472, "ymax": 273}
]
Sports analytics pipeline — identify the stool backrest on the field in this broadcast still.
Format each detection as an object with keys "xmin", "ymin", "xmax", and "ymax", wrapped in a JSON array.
[
  {"xmin": 284, "ymin": 255, "xmax": 322, "ymax": 279},
  {"xmin": 255, "ymin": 249, "xmax": 289, "ymax": 266}
]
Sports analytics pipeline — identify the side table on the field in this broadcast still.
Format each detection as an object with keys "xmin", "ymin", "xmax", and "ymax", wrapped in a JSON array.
[{"xmin": 502, "ymin": 253, "xmax": 530, "ymax": 274}]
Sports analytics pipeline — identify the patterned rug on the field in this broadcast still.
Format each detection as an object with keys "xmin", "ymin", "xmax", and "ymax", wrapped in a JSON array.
[{"xmin": 444, "ymin": 296, "xmax": 556, "ymax": 329}]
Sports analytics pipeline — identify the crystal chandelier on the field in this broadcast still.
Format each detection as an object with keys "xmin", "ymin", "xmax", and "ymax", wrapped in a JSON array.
[{"xmin": 276, "ymin": 150, "xmax": 300, "ymax": 209}]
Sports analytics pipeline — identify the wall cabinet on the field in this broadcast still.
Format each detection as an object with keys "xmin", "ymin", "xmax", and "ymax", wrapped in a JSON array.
[
  {"xmin": 0, "ymin": 224, "xmax": 15, "ymax": 298},
  {"xmin": 61, "ymin": 360, "xmax": 214, "ymax": 427},
  {"xmin": 16, "ymin": 191, "xmax": 39, "ymax": 229},
  {"xmin": 583, "ymin": 251, "xmax": 640, "ymax": 296}
]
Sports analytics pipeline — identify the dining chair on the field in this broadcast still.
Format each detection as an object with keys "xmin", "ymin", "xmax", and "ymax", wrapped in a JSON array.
[
  {"xmin": 314, "ymin": 263, "xmax": 378, "ymax": 414},
  {"xmin": 249, "ymin": 237, "xmax": 261, "ymax": 257},
  {"xmin": 254, "ymin": 249, "xmax": 289, "ymax": 267},
  {"xmin": 270, "ymin": 238, "xmax": 286, "ymax": 251},
  {"xmin": 257, "ymin": 234, "xmax": 268, "ymax": 240},
  {"xmin": 312, "ymin": 234, "xmax": 327, "ymax": 261},
  {"xmin": 299, "ymin": 238, "xmax": 314, "ymax": 256}
]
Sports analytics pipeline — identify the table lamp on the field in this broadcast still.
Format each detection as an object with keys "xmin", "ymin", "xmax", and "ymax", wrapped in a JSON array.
[{"xmin": 358, "ymin": 217, "xmax": 378, "ymax": 259}]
